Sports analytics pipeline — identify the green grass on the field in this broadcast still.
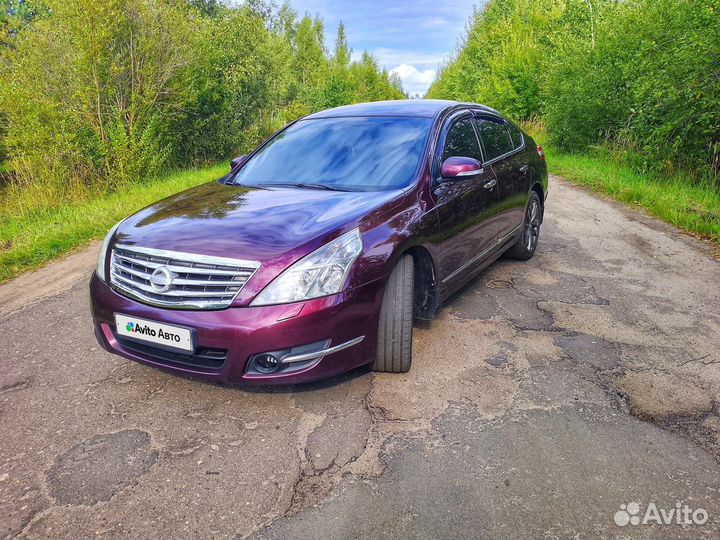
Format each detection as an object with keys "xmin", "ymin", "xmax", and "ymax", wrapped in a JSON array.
[
  {"xmin": 2, "ymin": 135, "xmax": 719, "ymax": 285},
  {"xmin": 533, "ymin": 133, "xmax": 720, "ymax": 247},
  {"xmin": 0, "ymin": 164, "xmax": 227, "ymax": 284}
]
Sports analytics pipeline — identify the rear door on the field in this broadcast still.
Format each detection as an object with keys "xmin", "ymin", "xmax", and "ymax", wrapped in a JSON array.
[
  {"xmin": 474, "ymin": 115, "xmax": 524, "ymax": 240},
  {"xmin": 504, "ymin": 121, "xmax": 533, "ymax": 229},
  {"xmin": 433, "ymin": 111, "xmax": 500, "ymax": 285}
]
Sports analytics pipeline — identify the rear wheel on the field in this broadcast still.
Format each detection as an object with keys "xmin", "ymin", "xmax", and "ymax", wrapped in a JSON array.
[
  {"xmin": 505, "ymin": 191, "xmax": 542, "ymax": 260},
  {"xmin": 373, "ymin": 255, "xmax": 414, "ymax": 373}
]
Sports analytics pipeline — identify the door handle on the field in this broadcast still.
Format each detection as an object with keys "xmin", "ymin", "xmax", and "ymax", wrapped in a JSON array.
[
  {"xmin": 519, "ymin": 164, "xmax": 530, "ymax": 174},
  {"xmin": 483, "ymin": 179, "xmax": 497, "ymax": 190}
]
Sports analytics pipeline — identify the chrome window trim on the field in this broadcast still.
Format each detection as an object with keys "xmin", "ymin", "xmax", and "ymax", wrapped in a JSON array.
[
  {"xmin": 473, "ymin": 113, "xmax": 526, "ymax": 165},
  {"xmin": 432, "ymin": 109, "xmax": 486, "ymax": 180},
  {"xmin": 483, "ymin": 145, "xmax": 524, "ymax": 166}
]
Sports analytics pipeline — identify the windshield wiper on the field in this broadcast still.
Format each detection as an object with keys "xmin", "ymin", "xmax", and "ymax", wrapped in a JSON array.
[
  {"xmin": 259, "ymin": 182, "xmax": 353, "ymax": 192},
  {"xmin": 226, "ymin": 177, "xmax": 264, "ymax": 189}
]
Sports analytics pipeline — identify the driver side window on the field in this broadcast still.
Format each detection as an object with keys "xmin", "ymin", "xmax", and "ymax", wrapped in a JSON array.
[{"xmin": 441, "ymin": 117, "xmax": 483, "ymax": 163}]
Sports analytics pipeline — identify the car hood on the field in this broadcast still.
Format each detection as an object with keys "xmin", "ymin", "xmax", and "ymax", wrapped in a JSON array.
[{"xmin": 115, "ymin": 181, "xmax": 403, "ymax": 266}]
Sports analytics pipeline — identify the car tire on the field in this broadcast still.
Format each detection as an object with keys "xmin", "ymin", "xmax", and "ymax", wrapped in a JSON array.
[
  {"xmin": 373, "ymin": 254, "xmax": 414, "ymax": 373},
  {"xmin": 505, "ymin": 191, "xmax": 542, "ymax": 261}
]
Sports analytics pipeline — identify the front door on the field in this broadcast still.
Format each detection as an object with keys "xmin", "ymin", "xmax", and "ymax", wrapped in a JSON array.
[{"xmin": 433, "ymin": 112, "xmax": 500, "ymax": 285}]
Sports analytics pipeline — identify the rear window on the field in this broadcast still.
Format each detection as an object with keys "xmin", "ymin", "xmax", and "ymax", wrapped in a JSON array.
[{"xmin": 476, "ymin": 118, "xmax": 513, "ymax": 160}]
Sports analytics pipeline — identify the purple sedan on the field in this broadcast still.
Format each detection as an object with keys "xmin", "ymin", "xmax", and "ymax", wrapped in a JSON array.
[{"xmin": 90, "ymin": 100, "xmax": 548, "ymax": 384}]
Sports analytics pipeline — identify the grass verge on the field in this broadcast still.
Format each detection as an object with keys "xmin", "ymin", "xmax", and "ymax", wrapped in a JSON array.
[
  {"xmin": 533, "ymin": 134, "xmax": 720, "ymax": 247},
  {"xmin": 0, "ymin": 164, "xmax": 227, "ymax": 284},
  {"xmin": 2, "ymin": 138, "xmax": 719, "ymax": 285}
]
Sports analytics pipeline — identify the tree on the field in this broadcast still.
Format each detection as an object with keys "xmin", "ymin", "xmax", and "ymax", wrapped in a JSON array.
[
  {"xmin": 0, "ymin": 0, "xmax": 407, "ymax": 204},
  {"xmin": 429, "ymin": 0, "xmax": 720, "ymax": 181},
  {"xmin": 0, "ymin": 0, "xmax": 196, "ymax": 189},
  {"xmin": 333, "ymin": 21, "xmax": 350, "ymax": 67},
  {"xmin": 292, "ymin": 15, "xmax": 327, "ymax": 89},
  {"xmin": 0, "ymin": 0, "xmax": 44, "ymax": 49},
  {"xmin": 389, "ymin": 72, "xmax": 404, "ymax": 94}
]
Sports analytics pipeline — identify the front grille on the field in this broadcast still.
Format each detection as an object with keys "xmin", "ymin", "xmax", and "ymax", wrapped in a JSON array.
[
  {"xmin": 110, "ymin": 244, "xmax": 260, "ymax": 310},
  {"xmin": 116, "ymin": 334, "xmax": 227, "ymax": 371}
]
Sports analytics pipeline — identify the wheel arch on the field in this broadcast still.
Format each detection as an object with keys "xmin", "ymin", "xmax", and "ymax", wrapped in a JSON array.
[{"xmin": 402, "ymin": 245, "xmax": 439, "ymax": 322}]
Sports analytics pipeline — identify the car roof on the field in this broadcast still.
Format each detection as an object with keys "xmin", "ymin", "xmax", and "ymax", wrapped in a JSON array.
[{"xmin": 304, "ymin": 99, "xmax": 499, "ymax": 119}]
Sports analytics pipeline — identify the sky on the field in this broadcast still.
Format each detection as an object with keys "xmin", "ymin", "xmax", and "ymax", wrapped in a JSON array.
[{"xmin": 287, "ymin": 0, "xmax": 479, "ymax": 97}]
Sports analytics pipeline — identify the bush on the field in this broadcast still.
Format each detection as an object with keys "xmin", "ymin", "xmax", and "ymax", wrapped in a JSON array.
[
  {"xmin": 0, "ymin": 0, "xmax": 197, "ymax": 193},
  {"xmin": 429, "ymin": 0, "xmax": 720, "ymax": 182},
  {"xmin": 0, "ymin": 0, "xmax": 405, "ymax": 211},
  {"xmin": 428, "ymin": 0, "xmax": 593, "ymax": 119},
  {"xmin": 546, "ymin": 0, "xmax": 720, "ymax": 178}
]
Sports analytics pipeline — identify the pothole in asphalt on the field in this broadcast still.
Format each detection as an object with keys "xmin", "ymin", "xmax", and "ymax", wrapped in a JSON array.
[
  {"xmin": 613, "ymin": 371, "xmax": 714, "ymax": 422},
  {"xmin": 251, "ymin": 403, "xmax": 720, "ymax": 540},
  {"xmin": 555, "ymin": 333, "xmax": 621, "ymax": 371},
  {"xmin": 513, "ymin": 271, "xmax": 610, "ymax": 306},
  {"xmin": 486, "ymin": 352, "xmax": 509, "ymax": 367},
  {"xmin": 48, "ymin": 429, "xmax": 157, "ymax": 505},
  {"xmin": 484, "ymin": 276, "xmax": 514, "ymax": 289},
  {"xmin": 447, "ymin": 289, "xmax": 501, "ymax": 321}
]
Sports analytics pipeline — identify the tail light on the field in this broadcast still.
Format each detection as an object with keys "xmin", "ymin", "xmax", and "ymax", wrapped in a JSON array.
[{"xmin": 537, "ymin": 146, "xmax": 545, "ymax": 161}]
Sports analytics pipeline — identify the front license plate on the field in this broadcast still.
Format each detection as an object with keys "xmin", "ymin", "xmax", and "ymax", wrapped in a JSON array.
[{"xmin": 115, "ymin": 314, "xmax": 194, "ymax": 352}]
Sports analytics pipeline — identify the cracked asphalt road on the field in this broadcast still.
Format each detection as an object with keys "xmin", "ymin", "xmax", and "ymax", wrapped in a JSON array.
[{"xmin": 1, "ymin": 176, "xmax": 720, "ymax": 539}]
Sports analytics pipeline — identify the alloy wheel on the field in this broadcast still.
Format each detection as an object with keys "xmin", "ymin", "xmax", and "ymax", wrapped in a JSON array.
[{"xmin": 524, "ymin": 199, "xmax": 540, "ymax": 252}]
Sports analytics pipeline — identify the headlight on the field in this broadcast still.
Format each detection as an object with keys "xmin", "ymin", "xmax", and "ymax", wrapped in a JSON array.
[
  {"xmin": 251, "ymin": 228, "xmax": 363, "ymax": 306},
  {"xmin": 96, "ymin": 220, "xmax": 123, "ymax": 282}
]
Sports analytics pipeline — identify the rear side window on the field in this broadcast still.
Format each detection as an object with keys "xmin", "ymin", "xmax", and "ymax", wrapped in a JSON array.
[
  {"xmin": 507, "ymin": 122, "xmax": 524, "ymax": 149},
  {"xmin": 476, "ymin": 118, "xmax": 513, "ymax": 160},
  {"xmin": 441, "ymin": 117, "xmax": 483, "ymax": 163}
]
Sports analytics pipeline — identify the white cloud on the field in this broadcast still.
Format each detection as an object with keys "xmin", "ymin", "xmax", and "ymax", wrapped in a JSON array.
[
  {"xmin": 420, "ymin": 16, "xmax": 452, "ymax": 29},
  {"xmin": 375, "ymin": 49, "xmax": 443, "ymax": 69},
  {"xmin": 390, "ymin": 64, "xmax": 437, "ymax": 97}
]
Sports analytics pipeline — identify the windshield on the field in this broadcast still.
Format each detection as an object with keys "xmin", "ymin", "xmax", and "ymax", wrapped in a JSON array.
[{"xmin": 231, "ymin": 116, "xmax": 432, "ymax": 191}]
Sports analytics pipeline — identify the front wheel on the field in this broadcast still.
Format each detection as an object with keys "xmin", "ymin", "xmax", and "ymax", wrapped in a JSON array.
[
  {"xmin": 505, "ymin": 191, "xmax": 542, "ymax": 260},
  {"xmin": 373, "ymin": 255, "xmax": 414, "ymax": 373}
]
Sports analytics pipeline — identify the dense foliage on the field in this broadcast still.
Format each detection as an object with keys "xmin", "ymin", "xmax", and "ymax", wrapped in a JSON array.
[
  {"xmin": 428, "ymin": 0, "xmax": 720, "ymax": 182},
  {"xmin": 0, "ymin": 0, "xmax": 403, "ymax": 199}
]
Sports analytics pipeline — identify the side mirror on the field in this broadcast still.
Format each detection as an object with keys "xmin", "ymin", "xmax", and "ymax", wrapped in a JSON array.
[
  {"xmin": 440, "ymin": 156, "xmax": 483, "ymax": 180},
  {"xmin": 230, "ymin": 154, "xmax": 248, "ymax": 170}
]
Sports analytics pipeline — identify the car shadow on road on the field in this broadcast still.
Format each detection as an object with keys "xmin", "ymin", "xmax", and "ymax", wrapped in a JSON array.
[
  {"xmin": 240, "ymin": 365, "xmax": 375, "ymax": 395},
  {"xmin": 164, "ymin": 362, "xmax": 375, "ymax": 395}
]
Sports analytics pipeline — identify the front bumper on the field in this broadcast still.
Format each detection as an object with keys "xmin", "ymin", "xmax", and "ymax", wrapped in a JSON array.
[{"xmin": 90, "ymin": 274, "xmax": 384, "ymax": 384}]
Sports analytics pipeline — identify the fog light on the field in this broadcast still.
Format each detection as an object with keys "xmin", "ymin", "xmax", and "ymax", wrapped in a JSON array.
[{"xmin": 255, "ymin": 353, "xmax": 279, "ymax": 373}]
